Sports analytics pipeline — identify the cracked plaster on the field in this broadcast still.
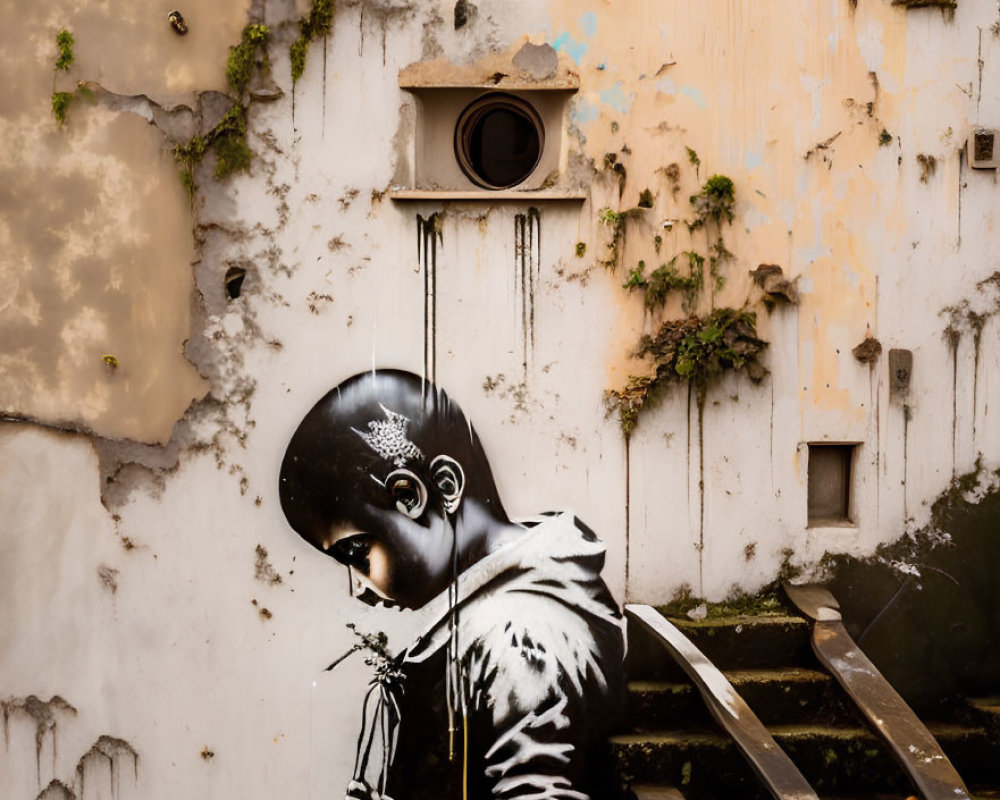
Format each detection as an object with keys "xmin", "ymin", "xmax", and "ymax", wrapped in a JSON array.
[{"xmin": 0, "ymin": 1, "xmax": 256, "ymax": 444}]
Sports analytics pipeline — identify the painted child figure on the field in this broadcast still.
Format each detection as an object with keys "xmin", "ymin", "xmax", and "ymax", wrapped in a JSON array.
[{"xmin": 279, "ymin": 370, "xmax": 625, "ymax": 800}]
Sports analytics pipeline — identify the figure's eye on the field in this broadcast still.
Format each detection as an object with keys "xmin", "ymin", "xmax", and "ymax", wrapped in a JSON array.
[
  {"xmin": 331, "ymin": 534, "xmax": 373, "ymax": 572},
  {"xmin": 385, "ymin": 469, "xmax": 427, "ymax": 519}
]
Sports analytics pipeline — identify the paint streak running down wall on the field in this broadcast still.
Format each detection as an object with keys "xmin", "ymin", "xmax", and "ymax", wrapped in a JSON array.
[
  {"xmin": 1, "ymin": 692, "xmax": 138, "ymax": 800},
  {"xmin": 418, "ymin": 214, "xmax": 442, "ymax": 384},
  {"xmin": 75, "ymin": 736, "xmax": 138, "ymax": 800},
  {"xmin": 514, "ymin": 207, "xmax": 541, "ymax": 378},
  {"xmin": 1, "ymin": 696, "xmax": 76, "ymax": 787}
]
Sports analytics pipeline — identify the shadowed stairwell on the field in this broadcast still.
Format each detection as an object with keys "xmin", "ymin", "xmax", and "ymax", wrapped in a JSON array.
[{"xmin": 612, "ymin": 589, "xmax": 1000, "ymax": 800}]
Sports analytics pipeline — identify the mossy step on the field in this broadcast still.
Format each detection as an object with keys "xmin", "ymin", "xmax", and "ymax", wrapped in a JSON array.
[
  {"xmin": 626, "ymin": 681, "xmax": 701, "ymax": 729},
  {"xmin": 626, "ymin": 784, "xmax": 686, "ymax": 800},
  {"xmin": 626, "ymin": 613, "xmax": 814, "ymax": 678},
  {"xmin": 824, "ymin": 791, "xmax": 1000, "ymax": 800},
  {"xmin": 613, "ymin": 722, "xmax": 992, "ymax": 796},
  {"xmin": 968, "ymin": 697, "xmax": 1000, "ymax": 742},
  {"xmin": 613, "ymin": 728, "xmax": 765, "ymax": 800},
  {"xmin": 627, "ymin": 668, "xmax": 854, "ymax": 728}
]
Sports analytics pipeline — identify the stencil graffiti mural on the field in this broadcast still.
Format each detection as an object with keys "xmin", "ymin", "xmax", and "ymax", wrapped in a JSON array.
[{"xmin": 279, "ymin": 370, "xmax": 625, "ymax": 799}]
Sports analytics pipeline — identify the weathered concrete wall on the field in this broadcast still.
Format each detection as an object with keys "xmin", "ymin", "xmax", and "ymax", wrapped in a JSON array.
[
  {"xmin": 2, "ymin": 0, "xmax": 1000, "ymax": 796},
  {"xmin": 0, "ymin": 1, "xmax": 256, "ymax": 442}
]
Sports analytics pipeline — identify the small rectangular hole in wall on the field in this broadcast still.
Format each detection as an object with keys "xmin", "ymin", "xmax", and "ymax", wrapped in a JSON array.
[{"xmin": 807, "ymin": 444, "xmax": 856, "ymax": 526}]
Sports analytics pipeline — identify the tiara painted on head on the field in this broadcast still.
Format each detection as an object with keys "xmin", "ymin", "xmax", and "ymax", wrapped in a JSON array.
[{"xmin": 352, "ymin": 404, "xmax": 425, "ymax": 467}]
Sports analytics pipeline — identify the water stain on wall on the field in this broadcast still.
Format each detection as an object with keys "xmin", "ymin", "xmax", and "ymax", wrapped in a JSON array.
[
  {"xmin": 75, "ymin": 735, "xmax": 138, "ymax": 800},
  {"xmin": 1, "ymin": 696, "xmax": 77, "ymax": 785},
  {"xmin": 2, "ymin": 693, "xmax": 139, "ymax": 800},
  {"xmin": 514, "ymin": 207, "xmax": 541, "ymax": 378},
  {"xmin": 418, "ymin": 213, "xmax": 443, "ymax": 383}
]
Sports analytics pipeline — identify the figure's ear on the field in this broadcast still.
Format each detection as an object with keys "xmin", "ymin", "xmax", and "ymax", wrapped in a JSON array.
[
  {"xmin": 385, "ymin": 468, "xmax": 428, "ymax": 519},
  {"xmin": 429, "ymin": 455, "xmax": 465, "ymax": 514}
]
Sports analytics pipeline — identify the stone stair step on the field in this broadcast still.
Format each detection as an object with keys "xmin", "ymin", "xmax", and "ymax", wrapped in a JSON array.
[
  {"xmin": 823, "ymin": 790, "xmax": 1000, "ymax": 800},
  {"xmin": 613, "ymin": 728, "xmax": 768, "ymax": 800},
  {"xmin": 667, "ymin": 614, "xmax": 814, "ymax": 669},
  {"xmin": 626, "ymin": 613, "xmax": 814, "ymax": 678},
  {"xmin": 775, "ymin": 722, "xmax": 993, "ymax": 794},
  {"xmin": 626, "ymin": 680, "xmax": 700, "ymax": 729},
  {"xmin": 627, "ymin": 784, "xmax": 686, "ymax": 800},
  {"xmin": 613, "ymin": 722, "xmax": 991, "ymax": 797},
  {"xmin": 923, "ymin": 721, "xmax": 997, "ymax": 785},
  {"xmin": 967, "ymin": 696, "xmax": 1000, "ymax": 741},
  {"xmin": 627, "ymin": 667, "xmax": 857, "ymax": 729}
]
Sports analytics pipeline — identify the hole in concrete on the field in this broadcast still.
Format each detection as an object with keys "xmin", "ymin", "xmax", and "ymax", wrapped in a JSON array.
[
  {"xmin": 454, "ymin": 93, "xmax": 544, "ymax": 190},
  {"xmin": 225, "ymin": 267, "xmax": 246, "ymax": 299},
  {"xmin": 807, "ymin": 443, "xmax": 857, "ymax": 526}
]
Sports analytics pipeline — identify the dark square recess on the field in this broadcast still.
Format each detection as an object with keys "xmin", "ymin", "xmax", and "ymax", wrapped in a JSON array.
[{"xmin": 808, "ymin": 444, "xmax": 854, "ymax": 525}]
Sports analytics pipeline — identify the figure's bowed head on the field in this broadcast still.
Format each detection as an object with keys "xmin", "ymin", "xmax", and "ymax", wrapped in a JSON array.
[{"xmin": 279, "ymin": 370, "xmax": 519, "ymax": 610}]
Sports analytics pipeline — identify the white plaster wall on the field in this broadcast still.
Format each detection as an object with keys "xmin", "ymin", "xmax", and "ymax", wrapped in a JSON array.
[{"xmin": 4, "ymin": 1, "xmax": 1000, "ymax": 798}]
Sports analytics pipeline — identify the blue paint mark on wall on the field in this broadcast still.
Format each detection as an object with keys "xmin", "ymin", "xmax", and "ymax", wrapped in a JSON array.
[
  {"xmin": 571, "ymin": 99, "xmax": 601, "ymax": 125},
  {"xmin": 657, "ymin": 77, "xmax": 676, "ymax": 95},
  {"xmin": 552, "ymin": 32, "xmax": 588, "ymax": 65},
  {"xmin": 745, "ymin": 151, "xmax": 763, "ymax": 170},
  {"xmin": 599, "ymin": 82, "xmax": 633, "ymax": 113},
  {"xmin": 579, "ymin": 11, "xmax": 598, "ymax": 38},
  {"xmin": 679, "ymin": 86, "xmax": 707, "ymax": 109}
]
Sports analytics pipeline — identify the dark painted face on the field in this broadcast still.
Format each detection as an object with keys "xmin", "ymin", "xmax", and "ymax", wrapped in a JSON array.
[
  {"xmin": 323, "ymin": 501, "xmax": 455, "ymax": 609},
  {"xmin": 280, "ymin": 380, "xmax": 480, "ymax": 608}
]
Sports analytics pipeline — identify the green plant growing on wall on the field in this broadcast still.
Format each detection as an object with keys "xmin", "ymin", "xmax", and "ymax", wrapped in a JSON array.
[
  {"xmin": 52, "ymin": 92, "xmax": 73, "ymax": 125},
  {"xmin": 604, "ymin": 159, "xmax": 779, "ymax": 592},
  {"xmin": 688, "ymin": 174, "xmax": 737, "ymax": 305},
  {"xmin": 686, "ymin": 146, "xmax": 701, "ymax": 179},
  {"xmin": 173, "ymin": 23, "xmax": 274, "ymax": 195},
  {"xmin": 616, "ymin": 173, "xmax": 735, "ymax": 319},
  {"xmin": 51, "ymin": 29, "xmax": 76, "ymax": 125},
  {"xmin": 226, "ymin": 24, "xmax": 270, "ymax": 98},
  {"xmin": 211, "ymin": 105, "xmax": 252, "ymax": 178},
  {"xmin": 291, "ymin": 0, "xmax": 335, "ymax": 84},
  {"xmin": 598, "ymin": 205, "xmax": 645, "ymax": 269},
  {"xmin": 606, "ymin": 168, "xmax": 772, "ymax": 438},
  {"xmin": 688, "ymin": 174, "xmax": 735, "ymax": 230},
  {"xmin": 624, "ymin": 253, "xmax": 704, "ymax": 312},
  {"xmin": 709, "ymin": 239, "xmax": 733, "ymax": 292},
  {"xmin": 598, "ymin": 206, "xmax": 625, "ymax": 268},
  {"xmin": 55, "ymin": 29, "xmax": 75, "ymax": 71},
  {"xmin": 607, "ymin": 310, "xmax": 766, "ymax": 437},
  {"xmin": 174, "ymin": 135, "xmax": 206, "ymax": 202}
]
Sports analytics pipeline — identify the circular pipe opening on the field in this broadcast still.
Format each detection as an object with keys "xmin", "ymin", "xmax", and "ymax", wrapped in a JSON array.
[{"xmin": 454, "ymin": 93, "xmax": 545, "ymax": 190}]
